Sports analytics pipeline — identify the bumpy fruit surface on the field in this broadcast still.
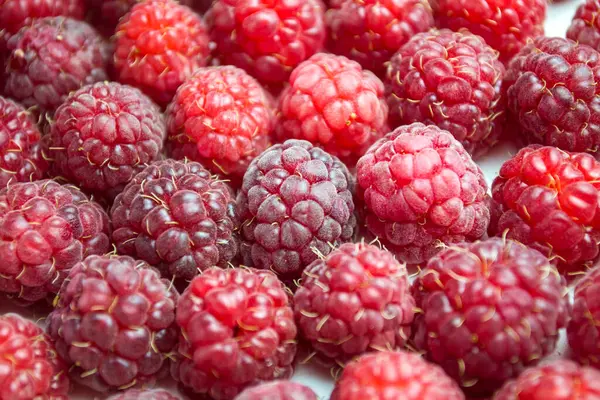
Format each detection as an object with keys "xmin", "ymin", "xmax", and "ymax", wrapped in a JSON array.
[
  {"xmin": 568, "ymin": 266, "xmax": 600, "ymax": 368},
  {"xmin": 567, "ymin": 0, "xmax": 600, "ymax": 52},
  {"xmin": 107, "ymin": 388, "xmax": 181, "ymax": 400},
  {"xmin": 173, "ymin": 267, "xmax": 297, "ymax": 400},
  {"xmin": 234, "ymin": 381, "xmax": 317, "ymax": 400}
]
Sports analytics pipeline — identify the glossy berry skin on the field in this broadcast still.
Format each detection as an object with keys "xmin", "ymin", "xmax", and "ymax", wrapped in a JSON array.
[
  {"xmin": 173, "ymin": 267, "xmax": 297, "ymax": 400},
  {"xmin": 111, "ymin": 159, "xmax": 238, "ymax": 281},
  {"xmin": 493, "ymin": 360, "xmax": 600, "ymax": 400},
  {"xmin": 432, "ymin": 0, "xmax": 546, "ymax": 64},
  {"xmin": 326, "ymin": 0, "xmax": 433, "ymax": 77},
  {"xmin": 237, "ymin": 139, "xmax": 356, "ymax": 280},
  {"xmin": 0, "ymin": 96, "xmax": 47, "ymax": 187},
  {"xmin": 47, "ymin": 255, "xmax": 179, "ymax": 393},
  {"xmin": 0, "ymin": 313, "xmax": 69, "ymax": 400},
  {"xmin": 275, "ymin": 53, "xmax": 388, "ymax": 164},
  {"xmin": 568, "ymin": 266, "xmax": 600, "ymax": 368},
  {"xmin": 107, "ymin": 388, "xmax": 181, "ymax": 400},
  {"xmin": 356, "ymin": 123, "xmax": 490, "ymax": 265},
  {"xmin": 234, "ymin": 381, "xmax": 317, "ymax": 400},
  {"xmin": 4, "ymin": 17, "xmax": 110, "ymax": 117},
  {"xmin": 294, "ymin": 242, "xmax": 414, "ymax": 363},
  {"xmin": 568, "ymin": 0, "xmax": 600, "ymax": 53},
  {"xmin": 413, "ymin": 238, "xmax": 569, "ymax": 396},
  {"xmin": 166, "ymin": 66, "xmax": 272, "ymax": 186},
  {"xmin": 331, "ymin": 350, "xmax": 465, "ymax": 400},
  {"xmin": 206, "ymin": 0, "xmax": 326, "ymax": 87},
  {"xmin": 385, "ymin": 29, "xmax": 506, "ymax": 158}
]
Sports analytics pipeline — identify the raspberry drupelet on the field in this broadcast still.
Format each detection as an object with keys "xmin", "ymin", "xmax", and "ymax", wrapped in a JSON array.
[
  {"xmin": 234, "ymin": 381, "xmax": 317, "ymax": 400},
  {"xmin": 385, "ymin": 29, "xmax": 506, "ymax": 158},
  {"xmin": 568, "ymin": 266, "xmax": 600, "ymax": 368},
  {"xmin": 173, "ymin": 267, "xmax": 297, "ymax": 400},
  {"xmin": 356, "ymin": 123, "xmax": 490, "ymax": 266},
  {"xmin": 107, "ymin": 388, "xmax": 181, "ymax": 400},
  {"xmin": 567, "ymin": 0, "xmax": 600, "ymax": 53}
]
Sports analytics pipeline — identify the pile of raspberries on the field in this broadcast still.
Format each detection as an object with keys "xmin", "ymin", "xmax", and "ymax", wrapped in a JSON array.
[{"xmin": 2, "ymin": 0, "xmax": 600, "ymax": 399}]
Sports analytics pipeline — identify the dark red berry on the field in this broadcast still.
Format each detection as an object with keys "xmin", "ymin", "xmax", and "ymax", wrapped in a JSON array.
[
  {"xmin": 234, "ymin": 381, "xmax": 317, "ymax": 400},
  {"xmin": 568, "ymin": 265, "xmax": 600, "ymax": 368},
  {"xmin": 567, "ymin": 0, "xmax": 600, "ymax": 53},
  {"xmin": 107, "ymin": 388, "xmax": 181, "ymax": 400}
]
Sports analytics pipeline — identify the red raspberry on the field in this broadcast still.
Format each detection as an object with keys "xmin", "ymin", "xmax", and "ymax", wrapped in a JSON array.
[
  {"xmin": 0, "ymin": 96, "xmax": 48, "ymax": 187},
  {"xmin": 0, "ymin": 180, "xmax": 110, "ymax": 304},
  {"xmin": 385, "ymin": 29, "xmax": 506, "ymax": 158},
  {"xmin": 111, "ymin": 159, "xmax": 239, "ymax": 281},
  {"xmin": 107, "ymin": 388, "xmax": 181, "ymax": 400},
  {"xmin": 567, "ymin": 0, "xmax": 600, "ymax": 53},
  {"xmin": 493, "ymin": 360, "xmax": 600, "ymax": 400},
  {"xmin": 325, "ymin": 0, "xmax": 433, "ymax": 77},
  {"xmin": 47, "ymin": 255, "xmax": 179, "ymax": 393},
  {"xmin": 206, "ymin": 0, "xmax": 326, "ymax": 88},
  {"xmin": 356, "ymin": 123, "xmax": 490, "ymax": 265},
  {"xmin": 43, "ymin": 82, "xmax": 166, "ymax": 201},
  {"xmin": 275, "ymin": 53, "xmax": 388, "ymax": 164},
  {"xmin": 432, "ymin": 0, "xmax": 546, "ymax": 64},
  {"xmin": 237, "ymin": 139, "xmax": 356, "ymax": 280},
  {"xmin": 413, "ymin": 238, "xmax": 569, "ymax": 396},
  {"xmin": 294, "ymin": 242, "xmax": 414, "ymax": 363},
  {"xmin": 234, "ymin": 381, "xmax": 317, "ymax": 400},
  {"xmin": 166, "ymin": 66, "xmax": 272, "ymax": 186},
  {"xmin": 114, "ymin": 0, "xmax": 209, "ymax": 106},
  {"xmin": 0, "ymin": 313, "xmax": 69, "ymax": 400},
  {"xmin": 173, "ymin": 267, "xmax": 297, "ymax": 400},
  {"xmin": 568, "ymin": 266, "xmax": 600, "ymax": 368},
  {"xmin": 330, "ymin": 350, "xmax": 465, "ymax": 400}
]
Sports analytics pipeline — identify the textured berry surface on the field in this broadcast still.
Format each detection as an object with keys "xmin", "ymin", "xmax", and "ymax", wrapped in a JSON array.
[
  {"xmin": 385, "ymin": 29, "xmax": 505, "ymax": 158},
  {"xmin": 0, "ymin": 313, "xmax": 69, "ymax": 400},
  {"xmin": 275, "ymin": 53, "xmax": 388, "ymax": 164},
  {"xmin": 330, "ymin": 350, "xmax": 465, "ymax": 400},
  {"xmin": 490, "ymin": 145, "xmax": 600, "ymax": 274},
  {"xmin": 413, "ymin": 238, "xmax": 568, "ymax": 396},
  {"xmin": 173, "ymin": 267, "xmax": 297, "ymax": 400},
  {"xmin": 0, "ymin": 180, "xmax": 110, "ymax": 303},
  {"xmin": 237, "ymin": 139, "xmax": 356, "ymax": 280},
  {"xmin": 166, "ymin": 66, "xmax": 272, "ymax": 186},
  {"xmin": 234, "ymin": 381, "xmax": 317, "ymax": 400},
  {"xmin": 107, "ymin": 388, "xmax": 181, "ymax": 400},
  {"xmin": 567, "ymin": 0, "xmax": 600, "ymax": 52},
  {"xmin": 568, "ymin": 266, "xmax": 600, "ymax": 368},
  {"xmin": 357, "ymin": 123, "xmax": 490, "ymax": 265},
  {"xmin": 432, "ymin": 0, "xmax": 546, "ymax": 63},
  {"xmin": 326, "ymin": 0, "xmax": 433, "ymax": 76},
  {"xmin": 294, "ymin": 242, "xmax": 414, "ymax": 363},
  {"xmin": 47, "ymin": 255, "xmax": 179, "ymax": 392},
  {"xmin": 206, "ymin": 0, "xmax": 326, "ymax": 87},
  {"xmin": 111, "ymin": 159, "xmax": 238, "ymax": 281},
  {"xmin": 0, "ymin": 95, "xmax": 47, "ymax": 187}
]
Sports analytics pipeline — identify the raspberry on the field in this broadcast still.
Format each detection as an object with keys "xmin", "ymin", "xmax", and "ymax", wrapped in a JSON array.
[
  {"xmin": 568, "ymin": 266, "xmax": 600, "ymax": 368},
  {"xmin": 356, "ymin": 123, "xmax": 490, "ymax": 265},
  {"xmin": 385, "ymin": 29, "xmax": 506, "ymax": 158},
  {"xmin": 237, "ymin": 139, "xmax": 356, "ymax": 280},
  {"xmin": 0, "ymin": 179, "xmax": 110, "ymax": 304},
  {"xmin": 413, "ymin": 238, "xmax": 569, "ymax": 396},
  {"xmin": 274, "ymin": 53, "xmax": 388, "ymax": 164},
  {"xmin": 493, "ymin": 360, "xmax": 600, "ymax": 400},
  {"xmin": 294, "ymin": 242, "xmax": 414, "ymax": 363},
  {"xmin": 111, "ymin": 159, "xmax": 239, "ymax": 281},
  {"xmin": 166, "ymin": 66, "xmax": 272, "ymax": 186},
  {"xmin": 173, "ymin": 267, "xmax": 297, "ymax": 400},
  {"xmin": 43, "ymin": 82, "xmax": 166, "ymax": 201},
  {"xmin": 325, "ymin": 0, "xmax": 433, "ymax": 77},
  {"xmin": 567, "ymin": 0, "xmax": 600, "ymax": 53},
  {"xmin": 0, "ymin": 95, "xmax": 48, "ymax": 187},
  {"xmin": 0, "ymin": 313, "xmax": 69, "ymax": 400},
  {"xmin": 234, "ymin": 381, "xmax": 317, "ymax": 400},
  {"xmin": 330, "ymin": 350, "xmax": 465, "ymax": 400},
  {"xmin": 432, "ymin": 0, "xmax": 546, "ymax": 64},
  {"xmin": 107, "ymin": 388, "xmax": 181, "ymax": 400},
  {"xmin": 47, "ymin": 255, "xmax": 179, "ymax": 392},
  {"xmin": 206, "ymin": 0, "xmax": 326, "ymax": 87}
]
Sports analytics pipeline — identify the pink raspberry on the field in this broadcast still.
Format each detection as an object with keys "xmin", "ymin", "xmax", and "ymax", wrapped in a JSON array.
[
  {"xmin": 234, "ymin": 381, "xmax": 317, "ymax": 400},
  {"xmin": 107, "ymin": 388, "xmax": 181, "ymax": 400},
  {"xmin": 567, "ymin": 0, "xmax": 600, "ymax": 53},
  {"xmin": 568, "ymin": 266, "xmax": 600, "ymax": 367}
]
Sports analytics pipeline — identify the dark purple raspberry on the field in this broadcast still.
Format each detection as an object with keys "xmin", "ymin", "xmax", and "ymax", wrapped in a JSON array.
[
  {"xmin": 567, "ymin": 0, "xmax": 600, "ymax": 53},
  {"xmin": 107, "ymin": 388, "xmax": 181, "ymax": 400},
  {"xmin": 568, "ymin": 265, "xmax": 600, "ymax": 368},
  {"xmin": 234, "ymin": 381, "xmax": 317, "ymax": 400}
]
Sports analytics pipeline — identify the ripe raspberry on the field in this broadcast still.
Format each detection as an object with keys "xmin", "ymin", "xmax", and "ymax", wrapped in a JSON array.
[
  {"xmin": 568, "ymin": 266, "xmax": 600, "ymax": 368},
  {"xmin": 493, "ymin": 360, "xmax": 600, "ymax": 400},
  {"xmin": 111, "ymin": 159, "xmax": 238, "ymax": 281},
  {"xmin": 325, "ymin": 0, "xmax": 433, "ymax": 77},
  {"xmin": 234, "ymin": 381, "xmax": 317, "ymax": 400},
  {"xmin": 274, "ymin": 53, "xmax": 388, "ymax": 164},
  {"xmin": 44, "ymin": 82, "xmax": 166, "ymax": 201},
  {"xmin": 385, "ymin": 29, "xmax": 506, "ymax": 158},
  {"xmin": 47, "ymin": 255, "xmax": 179, "ymax": 392},
  {"xmin": 413, "ymin": 238, "xmax": 569, "ymax": 396},
  {"xmin": 0, "ymin": 313, "xmax": 69, "ymax": 400},
  {"xmin": 567, "ymin": 0, "xmax": 600, "ymax": 53},
  {"xmin": 0, "ymin": 180, "xmax": 110, "ymax": 304},
  {"xmin": 237, "ymin": 139, "xmax": 356, "ymax": 280},
  {"xmin": 173, "ymin": 267, "xmax": 297, "ymax": 400},
  {"xmin": 114, "ymin": 0, "xmax": 210, "ymax": 106},
  {"xmin": 356, "ymin": 123, "xmax": 490, "ymax": 265},
  {"xmin": 294, "ymin": 242, "xmax": 414, "ymax": 363},
  {"xmin": 206, "ymin": 0, "xmax": 326, "ymax": 87},
  {"xmin": 432, "ymin": 0, "xmax": 546, "ymax": 64},
  {"xmin": 330, "ymin": 350, "xmax": 465, "ymax": 400},
  {"xmin": 166, "ymin": 66, "xmax": 272, "ymax": 186},
  {"xmin": 107, "ymin": 388, "xmax": 181, "ymax": 400},
  {"xmin": 0, "ymin": 96, "xmax": 48, "ymax": 187}
]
